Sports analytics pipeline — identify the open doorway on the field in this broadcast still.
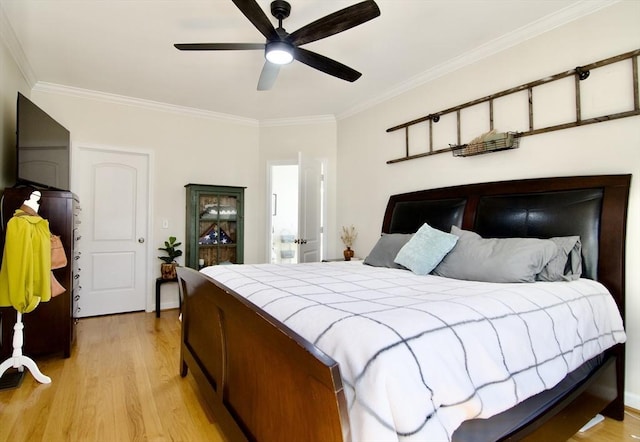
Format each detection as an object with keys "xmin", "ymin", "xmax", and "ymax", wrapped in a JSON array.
[
  {"xmin": 270, "ymin": 163, "xmax": 299, "ymax": 264},
  {"xmin": 268, "ymin": 156, "xmax": 325, "ymax": 264}
]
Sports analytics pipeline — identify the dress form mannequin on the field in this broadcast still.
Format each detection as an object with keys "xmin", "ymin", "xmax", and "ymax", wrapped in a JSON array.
[
  {"xmin": 0, "ymin": 190, "xmax": 51, "ymax": 384},
  {"xmin": 22, "ymin": 190, "xmax": 41, "ymax": 213}
]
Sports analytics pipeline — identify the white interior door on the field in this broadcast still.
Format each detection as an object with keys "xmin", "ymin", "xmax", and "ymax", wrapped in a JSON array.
[
  {"xmin": 298, "ymin": 154, "xmax": 323, "ymax": 263},
  {"xmin": 75, "ymin": 146, "xmax": 149, "ymax": 317}
]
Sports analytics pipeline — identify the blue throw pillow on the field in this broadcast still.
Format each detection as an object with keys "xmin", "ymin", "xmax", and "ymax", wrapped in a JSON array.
[{"xmin": 394, "ymin": 223, "xmax": 458, "ymax": 275}]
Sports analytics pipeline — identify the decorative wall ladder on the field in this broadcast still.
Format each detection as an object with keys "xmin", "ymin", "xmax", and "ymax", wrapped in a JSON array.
[{"xmin": 386, "ymin": 48, "xmax": 640, "ymax": 164}]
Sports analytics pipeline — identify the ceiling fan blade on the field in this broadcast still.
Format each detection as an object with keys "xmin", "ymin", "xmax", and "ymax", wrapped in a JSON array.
[
  {"xmin": 289, "ymin": 0, "xmax": 380, "ymax": 47},
  {"xmin": 232, "ymin": 0, "xmax": 279, "ymax": 41},
  {"xmin": 257, "ymin": 62, "xmax": 280, "ymax": 91},
  {"xmin": 293, "ymin": 47, "xmax": 361, "ymax": 82},
  {"xmin": 174, "ymin": 43, "xmax": 265, "ymax": 51}
]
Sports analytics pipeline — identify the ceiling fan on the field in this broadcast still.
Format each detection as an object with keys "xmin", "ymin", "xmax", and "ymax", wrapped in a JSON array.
[{"xmin": 174, "ymin": 0, "xmax": 381, "ymax": 90}]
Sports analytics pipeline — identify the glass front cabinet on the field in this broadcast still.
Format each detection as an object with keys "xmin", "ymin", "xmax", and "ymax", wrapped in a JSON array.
[{"xmin": 185, "ymin": 184, "xmax": 245, "ymax": 269}]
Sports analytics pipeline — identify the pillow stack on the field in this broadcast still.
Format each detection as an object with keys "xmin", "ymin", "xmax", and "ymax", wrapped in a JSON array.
[{"xmin": 364, "ymin": 223, "xmax": 582, "ymax": 283}]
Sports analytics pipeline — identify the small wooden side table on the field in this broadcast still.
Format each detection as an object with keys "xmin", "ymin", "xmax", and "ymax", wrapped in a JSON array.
[{"xmin": 156, "ymin": 277, "xmax": 178, "ymax": 318}]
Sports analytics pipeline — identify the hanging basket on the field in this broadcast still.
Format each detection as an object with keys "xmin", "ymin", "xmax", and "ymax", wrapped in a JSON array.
[{"xmin": 452, "ymin": 132, "xmax": 521, "ymax": 157}]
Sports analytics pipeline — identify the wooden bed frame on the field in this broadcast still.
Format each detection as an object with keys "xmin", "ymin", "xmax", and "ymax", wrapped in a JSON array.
[{"xmin": 177, "ymin": 174, "xmax": 630, "ymax": 442}]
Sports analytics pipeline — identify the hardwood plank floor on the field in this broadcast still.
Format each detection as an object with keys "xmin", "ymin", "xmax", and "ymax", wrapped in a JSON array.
[
  {"xmin": 0, "ymin": 310, "xmax": 223, "ymax": 442},
  {"xmin": 0, "ymin": 310, "xmax": 638, "ymax": 441}
]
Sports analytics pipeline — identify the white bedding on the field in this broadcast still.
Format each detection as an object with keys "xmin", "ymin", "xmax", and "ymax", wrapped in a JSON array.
[{"xmin": 201, "ymin": 261, "xmax": 626, "ymax": 441}]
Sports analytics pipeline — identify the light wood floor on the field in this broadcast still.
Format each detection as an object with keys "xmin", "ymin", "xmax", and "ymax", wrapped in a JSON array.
[
  {"xmin": 0, "ymin": 310, "xmax": 638, "ymax": 441},
  {"xmin": 0, "ymin": 310, "xmax": 223, "ymax": 442}
]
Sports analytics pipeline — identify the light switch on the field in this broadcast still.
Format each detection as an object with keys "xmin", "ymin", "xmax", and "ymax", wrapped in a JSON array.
[{"xmin": 162, "ymin": 219, "xmax": 169, "ymax": 229}]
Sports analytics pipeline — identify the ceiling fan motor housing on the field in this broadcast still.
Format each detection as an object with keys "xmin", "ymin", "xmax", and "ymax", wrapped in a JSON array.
[{"xmin": 271, "ymin": 1, "xmax": 291, "ymax": 21}]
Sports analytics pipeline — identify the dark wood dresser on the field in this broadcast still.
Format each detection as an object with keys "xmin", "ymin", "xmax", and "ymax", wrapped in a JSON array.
[{"xmin": 0, "ymin": 187, "xmax": 80, "ymax": 359}]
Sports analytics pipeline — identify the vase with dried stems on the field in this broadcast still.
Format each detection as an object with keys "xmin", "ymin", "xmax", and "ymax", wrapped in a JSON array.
[{"xmin": 340, "ymin": 225, "xmax": 357, "ymax": 261}]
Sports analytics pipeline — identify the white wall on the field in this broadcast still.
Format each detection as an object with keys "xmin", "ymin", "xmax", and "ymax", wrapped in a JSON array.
[
  {"xmin": 0, "ymin": 31, "xmax": 30, "ymax": 188},
  {"xmin": 337, "ymin": 1, "xmax": 640, "ymax": 408}
]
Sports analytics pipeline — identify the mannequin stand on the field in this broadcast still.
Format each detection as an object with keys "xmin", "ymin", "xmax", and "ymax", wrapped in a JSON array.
[{"xmin": 0, "ymin": 312, "xmax": 51, "ymax": 384}]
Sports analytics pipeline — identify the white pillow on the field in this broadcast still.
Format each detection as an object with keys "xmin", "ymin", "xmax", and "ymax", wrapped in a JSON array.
[{"xmin": 394, "ymin": 223, "xmax": 458, "ymax": 275}]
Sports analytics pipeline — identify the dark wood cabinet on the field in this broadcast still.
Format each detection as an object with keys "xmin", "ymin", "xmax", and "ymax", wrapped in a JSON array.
[
  {"xmin": 185, "ymin": 184, "xmax": 244, "ymax": 269},
  {"xmin": 0, "ymin": 187, "xmax": 80, "ymax": 360}
]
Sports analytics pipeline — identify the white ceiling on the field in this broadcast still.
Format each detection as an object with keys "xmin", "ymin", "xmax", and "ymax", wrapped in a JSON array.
[{"xmin": 1, "ymin": 0, "xmax": 616, "ymax": 122}]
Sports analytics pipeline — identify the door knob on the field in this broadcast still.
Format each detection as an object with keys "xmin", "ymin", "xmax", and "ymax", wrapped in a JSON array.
[{"xmin": 138, "ymin": 237, "xmax": 145, "ymax": 243}]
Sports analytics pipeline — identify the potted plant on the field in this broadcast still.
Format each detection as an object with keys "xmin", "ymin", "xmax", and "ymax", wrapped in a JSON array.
[{"xmin": 158, "ymin": 236, "xmax": 183, "ymax": 279}]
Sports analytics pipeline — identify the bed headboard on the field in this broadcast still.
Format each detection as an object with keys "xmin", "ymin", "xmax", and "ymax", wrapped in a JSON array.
[{"xmin": 382, "ymin": 175, "xmax": 631, "ymax": 319}]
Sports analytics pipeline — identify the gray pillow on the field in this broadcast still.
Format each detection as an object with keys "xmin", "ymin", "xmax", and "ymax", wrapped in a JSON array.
[
  {"xmin": 364, "ymin": 233, "xmax": 413, "ymax": 269},
  {"xmin": 536, "ymin": 236, "xmax": 582, "ymax": 282},
  {"xmin": 394, "ymin": 223, "xmax": 459, "ymax": 275},
  {"xmin": 432, "ymin": 226, "xmax": 557, "ymax": 283}
]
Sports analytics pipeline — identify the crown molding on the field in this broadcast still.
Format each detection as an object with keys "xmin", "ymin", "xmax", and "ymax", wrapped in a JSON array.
[
  {"xmin": 32, "ymin": 82, "xmax": 259, "ymax": 126},
  {"xmin": 0, "ymin": 2, "xmax": 37, "ymax": 87},
  {"xmin": 33, "ymin": 80, "xmax": 334, "ymax": 128},
  {"xmin": 260, "ymin": 114, "xmax": 336, "ymax": 127},
  {"xmin": 338, "ymin": 0, "xmax": 620, "ymax": 120}
]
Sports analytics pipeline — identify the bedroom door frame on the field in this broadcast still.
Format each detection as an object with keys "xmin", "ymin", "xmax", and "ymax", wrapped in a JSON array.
[{"xmin": 266, "ymin": 155, "xmax": 326, "ymax": 263}]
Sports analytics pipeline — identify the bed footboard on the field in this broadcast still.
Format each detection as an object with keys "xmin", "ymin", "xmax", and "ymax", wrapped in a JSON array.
[{"xmin": 177, "ymin": 266, "xmax": 349, "ymax": 442}]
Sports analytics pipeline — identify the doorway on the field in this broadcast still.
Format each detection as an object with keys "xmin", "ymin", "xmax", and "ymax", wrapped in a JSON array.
[
  {"xmin": 270, "ymin": 163, "xmax": 299, "ymax": 263},
  {"xmin": 74, "ymin": 146, "xmax": 151, "ymax": 317},
  {"xmin": 268, "ymin": 156, "xmax": 325, "ymax": 264}
]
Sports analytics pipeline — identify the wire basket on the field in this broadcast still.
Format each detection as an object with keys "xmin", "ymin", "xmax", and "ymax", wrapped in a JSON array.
[{"xmin": 452, "ymin": 132, "xmax": 521, "ymax": 157}]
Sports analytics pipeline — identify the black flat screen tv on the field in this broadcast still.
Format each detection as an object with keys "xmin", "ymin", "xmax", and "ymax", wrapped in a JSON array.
[{"xmin": 16, "ymin": 92, "xmax": 70, "ymax": 191}]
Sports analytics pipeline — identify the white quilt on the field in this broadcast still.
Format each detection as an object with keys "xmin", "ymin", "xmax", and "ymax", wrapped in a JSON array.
[{"xmin": 201, "ymin": 262, "xmax": 626, "ymax": 442}]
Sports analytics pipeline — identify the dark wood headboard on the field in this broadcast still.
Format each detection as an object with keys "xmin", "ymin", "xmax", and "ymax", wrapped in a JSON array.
[{"xmin": 382, "ymin": 175, "xmax": 630, "ymax": 317}]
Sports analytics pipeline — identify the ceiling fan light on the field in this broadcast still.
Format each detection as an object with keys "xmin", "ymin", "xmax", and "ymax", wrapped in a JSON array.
[{"xmin": 265, "ymin": 41, "xmax": 293, "ymax": 65}]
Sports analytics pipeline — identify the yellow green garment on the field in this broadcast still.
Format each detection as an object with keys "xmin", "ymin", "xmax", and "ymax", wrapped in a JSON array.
[{"xmin": 0, "ymin": 207, "xmax": 52, "ymax": 313}]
